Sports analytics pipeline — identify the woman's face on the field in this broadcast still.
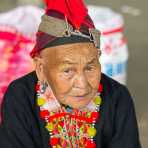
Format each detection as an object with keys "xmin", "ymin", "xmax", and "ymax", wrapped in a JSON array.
[{"xmin": 40, "ymin": 42, "xmax": 101, "ymax": 109}]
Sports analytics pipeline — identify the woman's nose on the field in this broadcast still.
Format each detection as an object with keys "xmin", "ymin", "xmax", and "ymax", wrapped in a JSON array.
[{"xmin": 74, "ymin": 73, "xmax": 88, "ymax": 89}]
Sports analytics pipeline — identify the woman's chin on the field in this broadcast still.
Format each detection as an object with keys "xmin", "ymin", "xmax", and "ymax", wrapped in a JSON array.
[{"xmin": 64, "ymin": 98, "xmax": 92, "ymax": 109}]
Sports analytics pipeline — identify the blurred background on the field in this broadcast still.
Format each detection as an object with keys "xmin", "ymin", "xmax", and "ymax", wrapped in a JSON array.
[{"xmin": 0, "ymin": 0, "xmax": 147, "ymax": 147}]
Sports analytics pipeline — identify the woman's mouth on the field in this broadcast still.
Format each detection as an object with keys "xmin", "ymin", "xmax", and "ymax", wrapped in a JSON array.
[{"xmin": 70, "ymin": 93, "xmax": 90, "ymax": 100}]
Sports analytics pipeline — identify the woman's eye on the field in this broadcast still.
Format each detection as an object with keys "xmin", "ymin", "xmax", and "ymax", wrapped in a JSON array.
[
  {"xmin": 64, "ymin": 69, "xmax": 71, "ymax": 73},
  {"xmin": 63, "ymin": 68, "xmax": 74, "ymax": 75},
  {"xmin": 85, "ymin": 66, "xmax": 94, "ymax": 71},
  {"xmin": 62, "ymin": 68, "xmax": 75, "ymax": 79}
]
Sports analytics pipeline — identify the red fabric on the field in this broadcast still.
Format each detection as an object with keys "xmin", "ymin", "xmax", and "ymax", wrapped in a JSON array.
[
  {"xmin": 44, "ymin": 0, "xmax": 88, "ymax": 29},
  {"xmin": 30, "ymin": 32, "xmax": 56, "ymax": 57}
]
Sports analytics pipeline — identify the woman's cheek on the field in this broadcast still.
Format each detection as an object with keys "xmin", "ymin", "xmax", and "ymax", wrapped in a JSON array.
[
  {"xmin": 56, "ymin": 74, "xmax": 73, "ymax": 93},
  {"xmin": 87, "ymin": 72, "xmax": 101, "ymax": 88}
]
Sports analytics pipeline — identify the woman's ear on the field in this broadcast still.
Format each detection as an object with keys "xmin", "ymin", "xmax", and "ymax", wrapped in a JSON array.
[{"xmin": 33, "ymin": 57, "xmax": 45, "ymax": 82}]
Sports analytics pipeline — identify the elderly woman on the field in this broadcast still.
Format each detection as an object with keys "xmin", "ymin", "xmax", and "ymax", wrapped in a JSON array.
[{"xmin": 0, "ymin": 0, "xmax": 141, "ymax": 148}]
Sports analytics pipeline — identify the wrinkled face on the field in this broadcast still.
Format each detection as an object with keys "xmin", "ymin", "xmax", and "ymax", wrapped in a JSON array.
[{"xmin": 39, "ymin": 42, "xmax": 101, "ymax": 109}]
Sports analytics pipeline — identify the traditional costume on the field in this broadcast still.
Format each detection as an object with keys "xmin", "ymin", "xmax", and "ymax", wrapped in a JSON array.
[{"xmin": 0, "ymin": 0, "xmax": 141, "ymax": 148}]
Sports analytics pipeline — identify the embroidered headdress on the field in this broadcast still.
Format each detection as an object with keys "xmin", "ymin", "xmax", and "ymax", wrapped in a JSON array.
[{"xmin": 30, "ymin": 0, "xmax": 101, "ymax": 57}]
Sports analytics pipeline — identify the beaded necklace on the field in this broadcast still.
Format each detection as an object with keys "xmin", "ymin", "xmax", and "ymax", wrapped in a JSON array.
[{"xmin": 36, "ymin": 81, "xmax": 103, "ymax": 148}]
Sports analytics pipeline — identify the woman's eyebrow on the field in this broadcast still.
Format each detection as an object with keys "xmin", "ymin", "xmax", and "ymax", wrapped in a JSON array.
[
  {"xmin": 87, "ymin": 58, "xmax": 97, "ymax": 65},
  {"xmin": 61, "ymin": 60, "xmax": 77, "ymax": 65},
  {"xmin": 60, "ymin": 57, "xmax": 97, "ymax": 65}
]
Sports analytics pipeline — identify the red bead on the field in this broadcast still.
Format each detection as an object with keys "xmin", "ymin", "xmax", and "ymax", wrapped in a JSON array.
[
  {"xmin": 79, "ymin": 116, "xmax": 85, "ymax": 121},
  {"xmin": 86, "ymin": 140, "xmax": 96, "ymax": 148},
  {"xmin": 35, "ymin": 84, "xmax": 40, "ymax": 91},
  {"xmin": 50, "ymin": 137, "xmax": 59, "ymax": 146},
  {"xmin": 91, "ymin": 112, "xmax": 99, "ymax": 121},
  {"xmin": 78, "ymin": 121, "xmax": 83, "ymax": 128},
  {"xmin": 98, "ymin": 84, "xmax": 103, "ymax": 93},
  {"xmin": 86, "ymin": 117, "xmax": 93, "ymax": 123},
  {"xmin": 59, "ymin": 121, "xmax": 64, "ymax": 127},
  {"xmin": 40, "ymin": 110, "xmax": 49, "ymax": 119}
]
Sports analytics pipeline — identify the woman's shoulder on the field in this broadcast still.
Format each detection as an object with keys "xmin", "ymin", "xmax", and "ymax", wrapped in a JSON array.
[
  {"xmin": 2, "ymin": 71, "xmax": 38, "ymax": 108},
  {"xmin": 9, "ymin": 71, "xmax": 37, "ymax": 87},
  {"xmin": 101, "ymin": 73, "xmax": 126, "ymax": 91},
  {"xmin": 101, "ymin": 73, "xmax": 133, "ymax": 105},
  {"xmin": 7, "ymin": 71, "xmax": 37, "ymax": 94}
]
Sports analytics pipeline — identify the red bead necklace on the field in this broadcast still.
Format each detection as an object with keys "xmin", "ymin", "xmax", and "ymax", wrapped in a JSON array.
[{"xmin": 36, "ymin": 82, "xmax": 103, "ymax": 148}]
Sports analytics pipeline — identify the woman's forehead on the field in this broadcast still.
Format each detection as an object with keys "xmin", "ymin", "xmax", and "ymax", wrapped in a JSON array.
[
  {"xmin": 41, "ymin": 42, "xmax": 98, "ymax": 59},
  {"xmin": 39, "ymin": 42, "xmax": 99, "ymax": 69}
]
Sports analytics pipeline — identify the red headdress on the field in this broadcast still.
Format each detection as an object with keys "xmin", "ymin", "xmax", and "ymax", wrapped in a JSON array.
[
  {"xmin": 44, "ymin": 0, "xmax": 88, "ymax": 29},
  {"xmin": 30, "ymin": 0, "xmax": 100, "ymax": 58}
]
